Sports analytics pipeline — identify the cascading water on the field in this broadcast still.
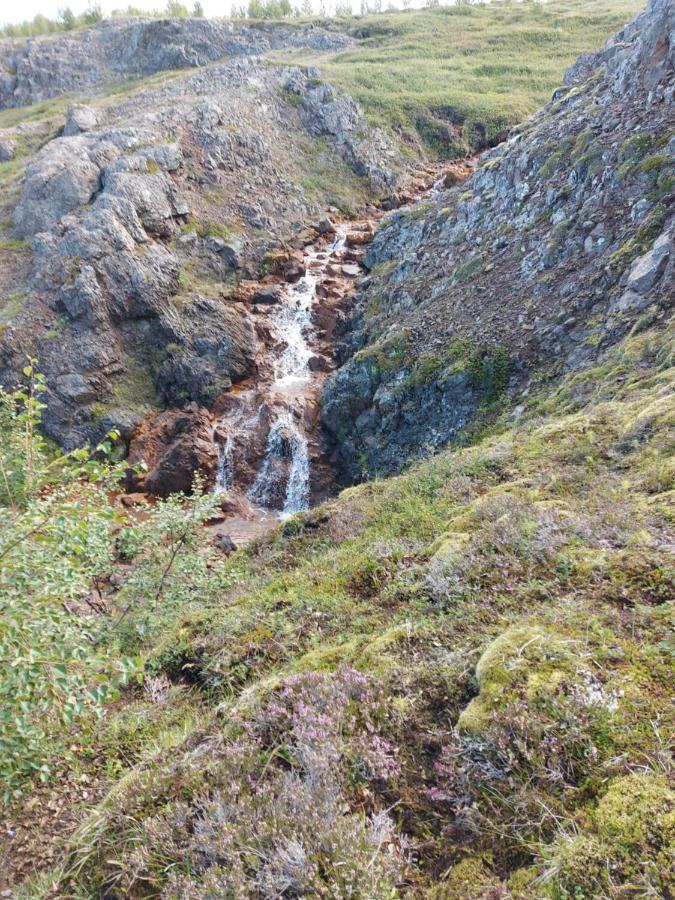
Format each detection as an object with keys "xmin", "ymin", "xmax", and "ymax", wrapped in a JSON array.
[
  {"xmin": 209, "ymin": 169, "xmax": 470, "ymax": 539},
  {"xmin": 247, "ymin": 244, "xmax": 336, "ymax": 515},
  {"xmin": 214, "ymin": 227, "xmax": 351, "ymax": 523},
  {"xmin": 274, "ymin": 273, "xmax": 317, "ymax": 387},
  {"xmin": 215, "ymin": 434, "xmax": 234, "ymax": 492},
  {"xmin": 247, "ymin": 411, "xmax": 310, "ymax": 516}
]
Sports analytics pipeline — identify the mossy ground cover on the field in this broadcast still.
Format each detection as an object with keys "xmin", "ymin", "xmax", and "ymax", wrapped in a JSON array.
[
  {"xmin": 270, "ymin": 0, "xmax": 643, "ymax": 156},
  {"xmin": 18, "ymin": 316, "xmax": 672, "ymax": 897}
]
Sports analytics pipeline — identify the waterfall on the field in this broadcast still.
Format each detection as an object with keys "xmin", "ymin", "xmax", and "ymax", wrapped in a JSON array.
[
  {"xmin": 212, "ymin": 225, "xmax": 353, "ymax": 521},
  {"xmin": 283, "ymin": 426, "xmax": 310, "ymax": 516},
  {"xmin": 274, "ymin": 275, "xmax": 316, "ymax": 385},
  {"xmin": 247, "ymin": 411, "xmax": 310, "ymax": 517},
  {"xmin": 215, "ymin": 434, "xmax": 234, "ymax": 492}
]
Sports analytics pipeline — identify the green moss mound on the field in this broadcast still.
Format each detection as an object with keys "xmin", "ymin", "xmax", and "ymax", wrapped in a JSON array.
[{"xmin": 14, "ymin": 319, "xmax": 674, "ymax": 897}]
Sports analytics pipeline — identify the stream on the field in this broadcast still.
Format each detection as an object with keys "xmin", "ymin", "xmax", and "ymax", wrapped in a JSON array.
[
  {"xmin": 210, "ymin": 225, "xmax": 354, "ymax": 544},
  {"xmin": 209, "ymin": 160, "xmax": 477, "ymax": 547}
]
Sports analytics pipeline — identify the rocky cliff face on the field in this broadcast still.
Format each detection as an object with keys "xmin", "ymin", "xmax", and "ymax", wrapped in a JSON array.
[
  {"xmin": 0, "ymin": 17, "xmax": 350, "ymax": 109},
  {"xmin": 322, "ymin": 0, "xmax": 674, "ymax": 483},
  {"xmin": 0, "ymin": 24, "xmax": 403, "ymax": 458}
]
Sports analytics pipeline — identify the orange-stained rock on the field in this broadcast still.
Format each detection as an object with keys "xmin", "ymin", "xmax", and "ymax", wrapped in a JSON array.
[{"xmin": 127, "ymin": 406, "xmax": 218, "ymax": 498}]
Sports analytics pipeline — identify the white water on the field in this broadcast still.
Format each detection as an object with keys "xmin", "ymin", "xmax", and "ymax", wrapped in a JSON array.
[
  {"xmin": 216, "ymin": 229, "xmax": 349, "ymax": 518},
  {"xmin": 248, "ymin": 411, "xmax": 310, "ymax": 516},
  {"xmin": 215, "ymin": 433, "xmax": 234, "ymax": 492}
]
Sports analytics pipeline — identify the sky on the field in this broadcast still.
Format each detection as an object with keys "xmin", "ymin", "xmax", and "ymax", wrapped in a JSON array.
[
  {"xmin": 0, "ymin": 0, "xmax": 393, "ymax": 26},
  {"xmin": 0, "ymin": 1, "xmax": 228, "ymax": 25}
]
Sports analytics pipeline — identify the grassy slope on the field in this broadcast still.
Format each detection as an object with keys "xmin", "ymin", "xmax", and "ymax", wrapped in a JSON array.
[
  {"xmin": 271, "ymin": 0, "xmax": 643, "ymax": 154},
  {"xmin": 35, "ymin": 316, "xmax": 674, "ymax": 897}
]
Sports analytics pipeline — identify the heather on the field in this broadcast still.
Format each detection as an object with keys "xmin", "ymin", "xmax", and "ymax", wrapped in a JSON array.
[{"xmin": 12, "ymin": 317, "xmax": 671, "ymax": 898}]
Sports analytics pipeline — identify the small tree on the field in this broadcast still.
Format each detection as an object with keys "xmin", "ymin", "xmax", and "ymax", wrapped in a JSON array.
[
  {"xmin": 57, "ymin": 6, "xmax": 77, "ymax": 29},
  {"xmin": 0, "ymin": 363, "xmax": 221, "ymax": 800},
  {"xmin": 165, "ymin": 0, "xmax": 190, "ymax": 16},
  {"xmin": 83, "ymin": 3, "xmax": 103, "ymax": 23},
  {"xmin": 193, "ymin": 0, "xmax": 205, "ymax": 15}
]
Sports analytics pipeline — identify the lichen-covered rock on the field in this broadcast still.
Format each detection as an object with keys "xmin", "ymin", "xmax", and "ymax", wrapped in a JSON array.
[
  {"xmin": 63, "ymin": 104, "xmax": 102, "ymax": 136},
  {"xmin": 322, "ymin": 0, "xmax": 674, "ymax": 483},
  {"xmin": 0, "ymin": 137, "xmax": 17, "ymax": 161},
  {"xmin": 0, "ymin": 17, "xmax": 351, "ymax": 110}
]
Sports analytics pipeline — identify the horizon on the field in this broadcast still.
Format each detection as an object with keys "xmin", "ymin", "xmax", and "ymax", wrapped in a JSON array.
[{"xmin": 0, "ymin": 0, "xmax": 436, "ymax": 27}]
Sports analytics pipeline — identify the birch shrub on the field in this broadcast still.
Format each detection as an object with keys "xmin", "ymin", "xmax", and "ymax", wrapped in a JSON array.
[{"xmin": 0, "ymin": 364, "xmax": 141, "ymax": 799}]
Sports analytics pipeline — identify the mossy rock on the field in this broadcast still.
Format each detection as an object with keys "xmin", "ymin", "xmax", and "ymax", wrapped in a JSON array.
[
  {"xmin": 551, "ymin": 774, "xmax": 675, "ymax": 897},
  {"xmin": 426, "ymin": 855, "xmax": 501, "ymax": 899},
  {"xmin": 428, "ymin": 531, "xmax": 471, "ymax": 566},
  {"xmin": 553, "ymin": 833, "xmax": 612, "ymax": 895},
  {"xmin": 595, "ymin": 772, "xmax": 674, "ymax": 858},
  {"xmin": 457, "ymin": 625, "xmax": 574, "ymax": 736},
  {"xmin": 505, "ymin": 865, "xmax": 539, "ymax": 897}
]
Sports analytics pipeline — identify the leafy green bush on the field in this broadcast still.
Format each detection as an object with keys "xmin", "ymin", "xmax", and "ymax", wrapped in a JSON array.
[
  {"xmin": 108, "ymin": 482, "xmax": 223, "ymax": 656},
  {"xmin": 0, "ymin": 363, "xmax": 142, "ymax": 799}
]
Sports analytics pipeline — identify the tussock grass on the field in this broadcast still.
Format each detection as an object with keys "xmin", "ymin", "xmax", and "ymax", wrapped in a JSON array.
[
  {"xmin": 53, "ymin": 318, "xmax": 674, "ymax": 897},
  {"xmin": 272, "ymin": 0, "xmax": 643, "ymax": 155}
]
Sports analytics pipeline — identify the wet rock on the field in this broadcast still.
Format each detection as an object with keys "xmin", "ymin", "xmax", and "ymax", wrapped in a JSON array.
[
  {"xmin": 317, "ymin": 217, "xmax": 336, "ymax": 235},
  {"xmin": 0, "ymin": 31, "xmax": 406, "ymax": 455},
  {"xmin": 308, "ymin": 354, "xmax": 330, "ymax": 372},
  {"xmin": 346, "ymin": 230, "xmax": 373, "ymax": 246},
  {"xmin": 342, "ymin": 264, "xmax": 361, "ymax": 277},
  {"xmin": 282, "ymin": 257, "xmax": 306, "ymax": 282},
  {"xmin": 253, "ymin": 286, "xmax": 283, "ymax": 305}
]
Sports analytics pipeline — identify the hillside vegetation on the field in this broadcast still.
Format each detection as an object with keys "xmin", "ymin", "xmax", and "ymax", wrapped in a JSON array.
[
  {"xmin": 273, "ymin": 0, "xmax": 644, "ymax": 154},
  {"xmin": 0, "ymin": 0, "xmax": 672, "ymax": 895},
  {"xmin": 8, "ymin": 313, "xmax": 673, "ymax": 899}
]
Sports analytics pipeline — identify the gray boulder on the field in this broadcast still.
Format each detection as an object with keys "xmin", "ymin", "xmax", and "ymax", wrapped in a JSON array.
[
  {"xmin": 625, "ymin": 230, "xmax": 672, "ymax": 294},
  {"xmin": 158, "ymin": 298, "xmax": 257, "ymax": 406},
  {"xmin": 14, "ymin": 136, "xmax": 109, "ymax": 238},
  {"xmin": 63, "ymin": 104, "xmax": 102, "ymax": 136},
  {"xmin": 0, "ymin": 138, "xmax": 17, "ymax": 161}
]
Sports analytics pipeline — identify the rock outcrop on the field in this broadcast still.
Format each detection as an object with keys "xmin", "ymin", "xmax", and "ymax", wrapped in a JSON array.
[
  {"xmin": 0, "ymin": 17, "xmax": 351, "ymax": 109},
  {"xmin": 285, "ymin": 67, "xmax": 397, "ymax": 193},
  {"xmin": 322, "ymin": 0, "xmax": 674, "ymax": 483},
  {"xmin": 0, "ymin": 50, "xmax": 401, "ymax": 465}
]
